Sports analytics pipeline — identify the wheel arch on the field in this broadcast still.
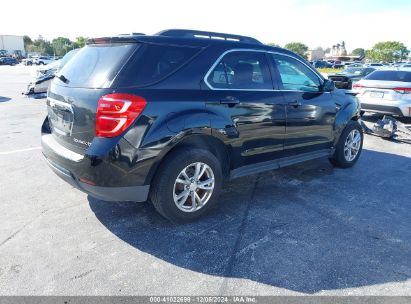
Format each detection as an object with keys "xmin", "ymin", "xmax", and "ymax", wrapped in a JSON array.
[
  {"xmin": 333, "ymin": 97, "xmax": 361, "ymax": 146},
  {"xmin": 144, "ymin": 133, "xmax": 231, "ymax": 186}
]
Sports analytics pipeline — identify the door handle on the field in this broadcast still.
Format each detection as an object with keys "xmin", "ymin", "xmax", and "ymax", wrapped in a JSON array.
[
  {"xmin": 288, "ymin": 100, "xmax": 302, "ymax": 107},
  {"xmin": 220, "ymin": 96, "xmax": 240, "ymax": 106}
]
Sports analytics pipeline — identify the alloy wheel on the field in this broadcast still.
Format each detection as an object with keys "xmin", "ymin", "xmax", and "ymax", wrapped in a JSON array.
[
  {"xmin": 344, "ymin": 129, "xmax": 361, "ymax": 162},
  {"xmin": 173, "ymin": 162, "xmax": 215, "ymax": 212}
]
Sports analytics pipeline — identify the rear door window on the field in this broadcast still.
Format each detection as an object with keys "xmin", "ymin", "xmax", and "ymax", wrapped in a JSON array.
[
  {"xmin": 57, "ymin": 43, "xmax": 137, "ymax": 88},
  {"xmin": 116, "ymin": 44, "xmax": 202, "ymax": 87},
  {"xmin": 206, "ymin": 51, "xmax": 273, "ymax": 90}
]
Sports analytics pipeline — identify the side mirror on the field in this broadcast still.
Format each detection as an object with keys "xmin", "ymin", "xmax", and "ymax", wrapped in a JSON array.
[{"xmin": 322, "ymin": 79, "xmax": 335, "ymax": 92}]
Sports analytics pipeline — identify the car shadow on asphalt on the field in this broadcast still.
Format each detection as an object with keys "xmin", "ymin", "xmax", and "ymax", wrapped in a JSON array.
[{"xmin": 88, "ymin": 149, "xmax": 411, "ymax": 293}]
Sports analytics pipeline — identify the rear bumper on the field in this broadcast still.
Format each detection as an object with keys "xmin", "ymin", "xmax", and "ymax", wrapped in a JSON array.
[
  {"xmin": 43, "ymin": 154, "xmax": 150, "ymax": 202},
  {"xmin": 360, "ymin": 103, "xmax": 405, "ymax": 116},
  {"xmin": 41, "ymin": 114, "xmax": 151, "ymax": 202}
]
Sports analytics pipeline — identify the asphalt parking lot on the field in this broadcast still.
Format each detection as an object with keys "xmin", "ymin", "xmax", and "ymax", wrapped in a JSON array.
[{"xmin": 0, "ymin": 65, "xmax": 410, "ymax": 296}]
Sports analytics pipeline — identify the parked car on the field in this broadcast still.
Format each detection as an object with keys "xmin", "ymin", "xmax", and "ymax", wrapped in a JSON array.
[
  {"xmin": 365, "ymin": 63, "xmax": 385, "ymax": 68},
  {"xmin": 353, "ymin": 69, "xmax": 411, "ymax": 117},
  {"xmin": 0, "ymin": 57, "xmax": 18, "ymax": 65},
  {"xmin": 22, "ymin": 58, "xmax": 34, "ymax": 65},
  {"xmin": 25, "ymin": 49, "xmax": 80, "ymax": 95},
  {"xmin": 328, "ymin": 67, "xmax": 376, "ymax": 89},
  {"xmin": 332, "ymin": 63, "xmax": 345, "ymax": 69},
  {"xmin": 313, "ymin": 60, "xmax": 332, "ymax": 68},
  {"xmin": 33, "ymin": 56, "xmax": 55, "ymax": 65},
  {"xmin": 345, "ymin": 63, "xmax": 363, "ymax": 68},
  {"xmin": 41, "ymin": 29, "xmax": 363, "ymax": 222}
]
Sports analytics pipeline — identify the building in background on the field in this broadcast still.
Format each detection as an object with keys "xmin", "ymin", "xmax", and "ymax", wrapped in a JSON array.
[
  {"xmin": 307, "ymin": 49, "xmax": 325, "ymax": 61},
  {"xmin": 325, "ymin": 41, "xmax": 363, "ymax": 62},
  {"xmin": 0, "ymin": 35, "xmax": 25, "ymax": 57}
]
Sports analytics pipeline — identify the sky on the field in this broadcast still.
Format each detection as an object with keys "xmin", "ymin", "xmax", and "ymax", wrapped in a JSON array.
[{"xmin": 1, "ymin": 0, "xmax": 410, "ymax": 52}]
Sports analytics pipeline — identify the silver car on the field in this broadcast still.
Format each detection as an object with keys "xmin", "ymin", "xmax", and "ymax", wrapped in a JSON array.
[{"xmin": 353, "ymin": 69, "xmax": 411, "ymax": 117}]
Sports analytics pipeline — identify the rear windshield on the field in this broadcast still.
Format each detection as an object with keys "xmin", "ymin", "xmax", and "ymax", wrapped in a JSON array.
[
  {"xmin": 57, "ymin": 44, "xmax": 137, "ymax": 88},
  {"xmin": 115, "ymin": 44, "xmax": 201, "ymax": 87},
  {"xmin": 365, "ymin": 70, "xmax": 411, "ymax": 82},
  {"xmin": 59, "ymin": 49, "xmax": 79, "ymax": 68}
]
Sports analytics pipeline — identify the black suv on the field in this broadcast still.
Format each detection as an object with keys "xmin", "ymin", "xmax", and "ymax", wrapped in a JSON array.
[{"xmin": 41, "ymin": 29, "xmax": 363, "ymax": 222}]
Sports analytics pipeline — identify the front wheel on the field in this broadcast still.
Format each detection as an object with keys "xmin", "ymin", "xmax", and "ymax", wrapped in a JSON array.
[
  {"xmin": 150, "ymin": 148, "xmax": 223, "ymax": 223},
  {"xmin": 330, "ymin": 120, "xmax": 363, "ymax": 168}
]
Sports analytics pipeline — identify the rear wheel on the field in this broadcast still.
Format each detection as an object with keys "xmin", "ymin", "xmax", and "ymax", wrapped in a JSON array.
[
  {"xmin": 330, "ymin": 120, "xmax": 363, "ymax": 168},
  {"xmin": 150, "ymin": 148, "xmax": 223, "ymax": 223}
]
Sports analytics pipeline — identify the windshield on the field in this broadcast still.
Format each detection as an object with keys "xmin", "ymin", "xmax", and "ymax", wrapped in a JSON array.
[
  {"xmin": 57, "ymin": 44, "xmax": 137, "ymax": 88},
  {"xmin": 365, "ymin": 70, "xmax": 411, "ymax": 82}
]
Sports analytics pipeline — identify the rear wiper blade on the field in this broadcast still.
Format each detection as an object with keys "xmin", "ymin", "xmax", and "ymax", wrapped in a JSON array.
[{"xmin": 55, "ymin": 73, "xmax": 69, "ymax": 84}]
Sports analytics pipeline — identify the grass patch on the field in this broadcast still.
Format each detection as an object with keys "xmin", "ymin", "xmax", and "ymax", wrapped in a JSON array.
[{"xmin": 317, "ymin": 68, "xmax": 343, "ymax": 74}]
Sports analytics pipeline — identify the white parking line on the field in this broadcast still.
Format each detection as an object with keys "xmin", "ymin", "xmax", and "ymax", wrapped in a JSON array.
[{"xmin": 0, "ymin": 147, "xmax": 41, "ymax": 155}]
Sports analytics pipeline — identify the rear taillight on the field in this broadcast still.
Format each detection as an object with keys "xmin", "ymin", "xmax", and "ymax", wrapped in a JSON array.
[
  {"xmin": 352, "ymin": 83, "xmax": 365, "ymax": 90},
  {"xmin": 393, "ymin": 87, "xmax": 411, "ymax": 94},
  {"xmin": 96, "ymin": 93, "xmax": 147, "ymax": 138}
]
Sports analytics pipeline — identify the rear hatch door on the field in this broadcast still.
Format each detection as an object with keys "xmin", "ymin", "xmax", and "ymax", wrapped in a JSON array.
[{"xmin": 47, "ymin": 41, "xmax": 138, "ymax": 154}]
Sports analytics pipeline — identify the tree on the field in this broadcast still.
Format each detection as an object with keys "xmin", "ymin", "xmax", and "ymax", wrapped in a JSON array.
[
  {"xmin": 366, "ymin": 41, "xmax": 409, "ymax": 62},
  {"xmin": 26, "ymin": 36, "xmax": 53, "ymax": 55},
  {"xmin": 51, "ymin": 37, "xmax": 73, "ymax": 56},
  {"xmin": 23, "ymin": 35, "xmax": 32, "ymax": 50},
  {"xmin": 267, "ymin": 42, "xmax": 281, "ymax": 48},
  {"xmin": 73, "ymin": 37, "xmax": 87, "ymax": 49},
  {"xmin": 284, "ymin": 42, "xmax": 308, "ymax": 58},
  {"xmin": 351, "ymin": 48, "xmax": 365, "ymax": 57}
]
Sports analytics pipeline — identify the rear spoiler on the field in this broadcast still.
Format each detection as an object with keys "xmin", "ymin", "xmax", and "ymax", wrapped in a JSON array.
[{"xmin": 86, "ymin": 36, "xmax": 142, "ymax": 45}]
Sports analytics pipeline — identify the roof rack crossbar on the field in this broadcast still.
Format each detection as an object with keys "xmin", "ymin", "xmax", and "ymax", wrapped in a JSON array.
[{"xmin": 156, "ymin": 29, "xmax": 262, "ymax": 44}]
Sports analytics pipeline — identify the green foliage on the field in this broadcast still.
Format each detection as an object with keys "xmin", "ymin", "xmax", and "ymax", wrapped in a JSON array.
[
  {"xmin": 23, "ymin": 35, "xmax": 85, "ymax": 56},
  {"xmin": 26, "ymin": 35, "xmax": 53, "ymax": 55},
  {"xmin": 267, "ymin": 42, "xmax": 281, "ymax": 48},
  {"xmin": 366, "ymin": 41, "xmax": 409, "ymax": 62},
  {"xmin": 351, "ymin": 48, "xmax": 365, "ymax": 57},
  {"xmin": 73, "ymin": 37, "xmax": 87, "ymax": 49},
  {"xmin": 284, "ymin": 42, "xmax": 308, "ymax": 58},
  {"xmin": 52, "ymin": 37, "xmax": 72, "ymax": 56},
  {"xmin": 23, "ymin": 35, "xmax": 32, "ymax": 49}
]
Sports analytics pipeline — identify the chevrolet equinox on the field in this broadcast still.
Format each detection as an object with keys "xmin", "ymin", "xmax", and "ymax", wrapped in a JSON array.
[{"xmin": 41, "ymin": 29, "xmax": 363, "ymax": 222}]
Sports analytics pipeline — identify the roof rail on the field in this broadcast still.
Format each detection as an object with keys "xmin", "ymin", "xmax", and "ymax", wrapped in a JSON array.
[{"xmin": 156, "ymin": 29, "xmax": 262, "ymax": 45}]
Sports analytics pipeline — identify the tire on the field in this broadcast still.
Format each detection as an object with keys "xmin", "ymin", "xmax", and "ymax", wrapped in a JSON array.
[
  {"xmin": 150, "ymin": 147, "xmax": 223, "ymax": 223},
  {"xmin": 330, "ymin": 120, "xmax": 363, "ymax": 168}
]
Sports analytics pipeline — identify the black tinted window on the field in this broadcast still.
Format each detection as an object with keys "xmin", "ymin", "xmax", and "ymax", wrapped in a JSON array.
[
  {"xmin": 117, "ymin": 44, "xmax": 201, "ymax": 87},
  {"xmin": 207, "ymin": 51, "xmax": 272, "ymax": 90},
  {"xmin": 57, "ymin": 44, "xmax": 136, "ymax": 88},
  {"xmin": 365, "ymin": 70, "xmax": 411, "ymax": 82}
]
